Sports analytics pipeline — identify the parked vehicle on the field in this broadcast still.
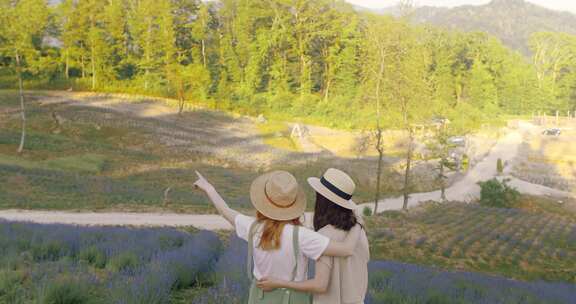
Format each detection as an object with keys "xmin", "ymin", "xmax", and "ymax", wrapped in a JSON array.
[
  {"xmin": 542, "ymin": 128, "xmax": 561, "ymax": 136},
  {"xmin": 448, "ymin": 136, "xmax": 466, "ymax": 147}
]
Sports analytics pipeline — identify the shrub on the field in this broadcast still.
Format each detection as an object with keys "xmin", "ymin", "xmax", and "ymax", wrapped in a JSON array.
[
  {"xmin": 363, "ymin": 206, "xmax": 373, "ymax": 217},
  {"xmin": 79, "ymin": 246, "xmax": 107, "ymax": 269},
  {"xmin": 32, "ymin": 241, "xmax": 64, "ymax": 262},
  {"xmin": 0, "ymin": 270, "xmax": 25, "ymax": 303},
  {"xmin": 478, "ymin": 178, "xmax": 520, "ymax": 208},
  {"xmin": 496, "ymin": 158, "xmax": 504, "ymax": 174},
  {"xmin": 42, "ymin": 278, "xmax": 92, "ymax": 304},
  {"xmin": 108, "ymin": 252, "xmax": 140, "ymax": 273}
]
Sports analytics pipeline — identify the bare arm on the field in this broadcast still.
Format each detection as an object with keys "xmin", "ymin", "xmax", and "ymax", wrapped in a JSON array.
[
  {"xmin": 194, "ymin": 171, "xmax": 240, "ymax": 226},
  {"xmin": 257, "ymin": 260, "xmax": 331, "ymax": 293},
  {"xmin": 321, "ymin": 224, "xmax": 362, "ymax": 257}
]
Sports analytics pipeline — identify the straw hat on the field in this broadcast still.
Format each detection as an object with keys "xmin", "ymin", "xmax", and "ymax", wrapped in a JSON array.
[
  {"xmin": 250, "ymin": 171, "xmax": 307, "ymax": 221},
  {"xmin": 308, "ymin": 168, "xmax": 357, "ymax": 210}
]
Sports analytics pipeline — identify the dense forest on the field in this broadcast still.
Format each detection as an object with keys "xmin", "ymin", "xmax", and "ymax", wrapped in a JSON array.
[{"xmin": 0, "ymin": 0, "xmax": 575, "ymax": 130}]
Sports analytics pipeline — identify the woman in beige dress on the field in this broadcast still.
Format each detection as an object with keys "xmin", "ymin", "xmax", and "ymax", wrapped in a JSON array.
[{"xmin": 257, "ymin": 168, "xmax": 370, "ymax": 304}]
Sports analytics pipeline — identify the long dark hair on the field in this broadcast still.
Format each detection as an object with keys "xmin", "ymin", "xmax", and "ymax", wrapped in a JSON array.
[{"xmin": 313, "ymin": 193, "xmax": 357, "ymax": 232}]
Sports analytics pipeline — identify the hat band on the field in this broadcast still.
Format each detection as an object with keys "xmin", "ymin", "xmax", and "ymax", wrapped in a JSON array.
[
  {"xmin": 320, "ymin": 177, "xmax": 352, "ymax": 200},
  {"xmin": 264, "ymin": 182, "xmax": 298, "ymax": 209}
]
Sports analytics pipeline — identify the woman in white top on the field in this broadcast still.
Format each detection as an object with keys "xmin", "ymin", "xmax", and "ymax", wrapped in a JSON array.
[
  {"xmin": 193, "ymin": 170, "xmax": 362, "ymax": 300},
  {"xmin": 256, "ymin": 168, "xmax": 370, "ymax": 304}
]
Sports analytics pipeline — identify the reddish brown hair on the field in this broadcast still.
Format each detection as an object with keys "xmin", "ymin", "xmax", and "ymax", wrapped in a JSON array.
[{"xmin": 256, "ymin": 211, "xmax": 301, "ymax": 250}]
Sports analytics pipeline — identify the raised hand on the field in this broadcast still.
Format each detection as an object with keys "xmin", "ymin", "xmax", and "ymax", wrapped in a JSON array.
[{"xmin": 193, "ymin": 171, "xmax": 214, "ymax": 193}]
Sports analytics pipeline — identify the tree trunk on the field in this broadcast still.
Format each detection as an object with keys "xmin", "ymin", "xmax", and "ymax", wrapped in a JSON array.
[
  {"xmin": 16, "ymin": 52, "xmax": 26, "ymax": 155},
  {"xmin": 91, "ymin": 45, "xmax": 96, "ymax": 90},
  {"xmin": 65, "ymin": 49, "xmax": 70, "ymax": 79},
  {"xmin": 322, "ymin": 49, "xmax": 331, "ymax": 102},
  {"xmin": 81, "ymin": 54, "xmax": 86, "ymax": 78},
  {"xmin": 402, "ymin": 130, "xmax": 413, "ymax": 210},
  {"xmin": 324, "ymin": 79, "xmax": 331, "ymax": 103},
  {"xmin": 440, "ymin": 157, "xmax": 446, "ymax": 202},
  {"xmin": 374, "ymin": 126, "xmax": 384, "ymax": 214},
  {"xmin": 373, "ymin": 50, "xmax": 386, "ymax": 215},
  {"xmin": 178, "ymin": 80, "xmax": 185, "ymax": 115},
  {"xmin": 201, "ymin": 39, "xmax": 207, "ymax": 67}
]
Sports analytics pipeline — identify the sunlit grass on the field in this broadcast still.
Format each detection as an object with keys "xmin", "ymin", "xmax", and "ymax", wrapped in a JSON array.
[
  {"xmin": 256, "ymin": 121, "xmax": 300, "ymax": 152},
  {"xmin": 0, "ymin": 153, "xmax": 107, "ymax": 174}
]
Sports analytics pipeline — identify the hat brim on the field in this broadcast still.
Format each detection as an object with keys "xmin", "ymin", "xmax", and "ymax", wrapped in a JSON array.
[
  {"xmin": 307, "ymin": 177, "xmax": 357, "ymax": 210},
  {"xmin": 250, "ymin": 172, "xmax": 307, "ymax": 221}
]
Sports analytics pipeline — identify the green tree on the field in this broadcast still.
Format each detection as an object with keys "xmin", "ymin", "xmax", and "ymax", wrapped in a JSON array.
[
  {"xmin": 478, "ymin": 178, "xmax": 520, "ymax": 208},
  {"xmin": 0, "ymin": 0, "xmax": 49, "ymax": 154},
  {"xmin": 468, "ymin": 58, "xmax": 498, "ymax": 114}
]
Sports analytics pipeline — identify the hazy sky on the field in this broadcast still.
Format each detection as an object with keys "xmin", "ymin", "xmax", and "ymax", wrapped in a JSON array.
[{"xmin": 346, "ymin": 0, "xmax": 576, "ymax": 14}]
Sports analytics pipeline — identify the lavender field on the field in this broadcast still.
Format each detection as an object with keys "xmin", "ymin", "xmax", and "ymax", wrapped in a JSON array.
[
  {"xmin": 368, "ymin": 202, "xmax": 576, "ymax": 283},
  {"xmin": 0, "ymin": 220, "xmax": 574, "ymax": 304}
]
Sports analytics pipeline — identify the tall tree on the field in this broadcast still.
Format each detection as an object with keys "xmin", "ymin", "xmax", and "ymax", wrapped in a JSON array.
[
  {"xmin": 0, "ymin": 0, "xmax": 49, "ymax": 154},
  {"xmin": 362, "ymin": 14, "xmax": 389, "ymax": 215}
]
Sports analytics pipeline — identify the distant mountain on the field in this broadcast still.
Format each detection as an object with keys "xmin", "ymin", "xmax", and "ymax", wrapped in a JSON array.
[{"xmin": 366, "ymin": 0, "xmax": 576, "ymax": 55}]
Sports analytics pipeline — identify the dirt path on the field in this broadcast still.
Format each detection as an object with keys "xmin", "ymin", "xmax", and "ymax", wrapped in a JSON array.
[
  {"xmin": 0, "ymin": 210, "xmax": 234, "ymax": 230},
  {"xmin": 358, "ymin": 121, "xmax": 574, "ymax": 212}
]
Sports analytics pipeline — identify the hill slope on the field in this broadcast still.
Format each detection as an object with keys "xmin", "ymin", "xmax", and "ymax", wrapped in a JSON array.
[{"xmin": 376, "ymin": 0, "xmax": 576, "ymax": 55}]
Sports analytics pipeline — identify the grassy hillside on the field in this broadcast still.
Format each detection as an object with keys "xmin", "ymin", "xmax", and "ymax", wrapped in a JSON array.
[{"xmin": 2, "ymin": 91, "xmax": 451, "ymax": 212}]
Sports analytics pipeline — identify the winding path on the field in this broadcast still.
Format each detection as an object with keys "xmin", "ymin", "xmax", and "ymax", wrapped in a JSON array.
[
  {"xmin": 0, "ymin": 122, "xmax": 573, "ymax": 230},
  {"xmin": 359, "ymin": 121, "xmax": 573, "ymax": 213}
]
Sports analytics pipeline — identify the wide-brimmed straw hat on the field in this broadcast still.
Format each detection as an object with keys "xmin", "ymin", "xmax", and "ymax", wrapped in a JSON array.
[
  {"xmin": 250, "ymin": 171, "xmax": 307, "ymax": 221},
  {"xmin": 308, "ymin": 168, "xmax": 357, "ymax": 210}
]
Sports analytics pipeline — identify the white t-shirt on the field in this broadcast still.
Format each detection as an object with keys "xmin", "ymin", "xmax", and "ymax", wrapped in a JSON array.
[{"xmin": 235, "ymin": 214, "xmax": 330, "ymax": 281}]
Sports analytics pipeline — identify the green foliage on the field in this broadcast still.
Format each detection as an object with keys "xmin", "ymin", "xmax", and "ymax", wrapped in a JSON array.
[
  {"xmin": 478, "ymin": 178, "xmax": 520, "ymax": 208},
  {"xmin": 79, "ymin": 246, "xmax": 107, "ymax": 269},
  {"xmin": 42, "ymin": 277, "xmax": 94, "ymax": 304},
  {"xmin": 32, "ymin": 241, "xmax": 64, "ymax": 262},
  {"xmin": 363, "ymin": 206, "xmax": 373, "ymax": 217},
  {"xmin": 496, "ymin": 158, "xmax": 504, "ymax": 174},
  {"xmin": 1, "ymin": 0, "xmax": 573, "ymax": 130},
  {"xmin": 0, "ymin": 270, "xmax": 25, "ymax": 303},
  {"xmin": 108, "ymin": 252, "xmax": 140, "ymax": 273}
]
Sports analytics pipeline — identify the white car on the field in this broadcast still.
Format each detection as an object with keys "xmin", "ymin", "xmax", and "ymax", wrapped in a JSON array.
[
  {"xmin": 448, "ymin": 136, "xmax": 466, "ymax": 147},
  {"xmin": 542, "ymin": 128, "xmax": 561, "ymax": 136}
]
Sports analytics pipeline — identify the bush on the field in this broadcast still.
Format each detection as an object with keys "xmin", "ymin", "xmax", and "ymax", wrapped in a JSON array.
[
  {"xmin": 32, "ymin": 241, "xmax": 64, "ymax": 261},
  {"xmin": 478, "ymin": 178, "xmax": 520, "ymax": 208},
  {"xmin": 79, "ymin": 246, "xmax": 107, "ymax": 269},
  {"xmin": 363, "ymin": 206, "xmax": 373, "ymax": 217},
  {"xmin": 0, "ymin": 270, "xmax": 25, "ymax": 303},
  {"xmin": 108, "ymin": 252, "xmax": 140, "ymax": 273},
  {"xmin": 496, "ymin": 158, "xmax": 504, "ymax": 174},
  {"xmin": 42, "ymin": 278, "xmax": 93, "ymax": 304}
]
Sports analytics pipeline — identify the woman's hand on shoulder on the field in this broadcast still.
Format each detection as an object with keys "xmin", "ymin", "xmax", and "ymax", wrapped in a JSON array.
[
  {"xmin": 257, "ymin": 277, "xmax": 285, "ymax": 291},
  {"xmin": 354, "ymin": 209, "xmax": 365, "ymax": 226},
  {"xmin": 193, "ymin": 171, "xmax": 215, "ymax": 193}
]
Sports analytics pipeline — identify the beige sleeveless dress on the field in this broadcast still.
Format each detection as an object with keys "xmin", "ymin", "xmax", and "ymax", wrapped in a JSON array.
[{"xmin": 313, "ymin": 225, "xmax": 370, "ymax": 304}]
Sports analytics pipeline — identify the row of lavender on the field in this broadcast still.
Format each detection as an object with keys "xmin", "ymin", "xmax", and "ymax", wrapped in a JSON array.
[
  {"xmin": 0, "ymin": 220, "xmax": 574, "ymax": 304},
  {"xmin": 0, "ymin": 220, "xmax": 221, "ymax": 303},
  {"xmin": 198, "ymin": 235, "xmax": 576, "ymax": 304},
  {"xmin": 371, "ymin": 203, "xmax": 576, "ymax": 282}
]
